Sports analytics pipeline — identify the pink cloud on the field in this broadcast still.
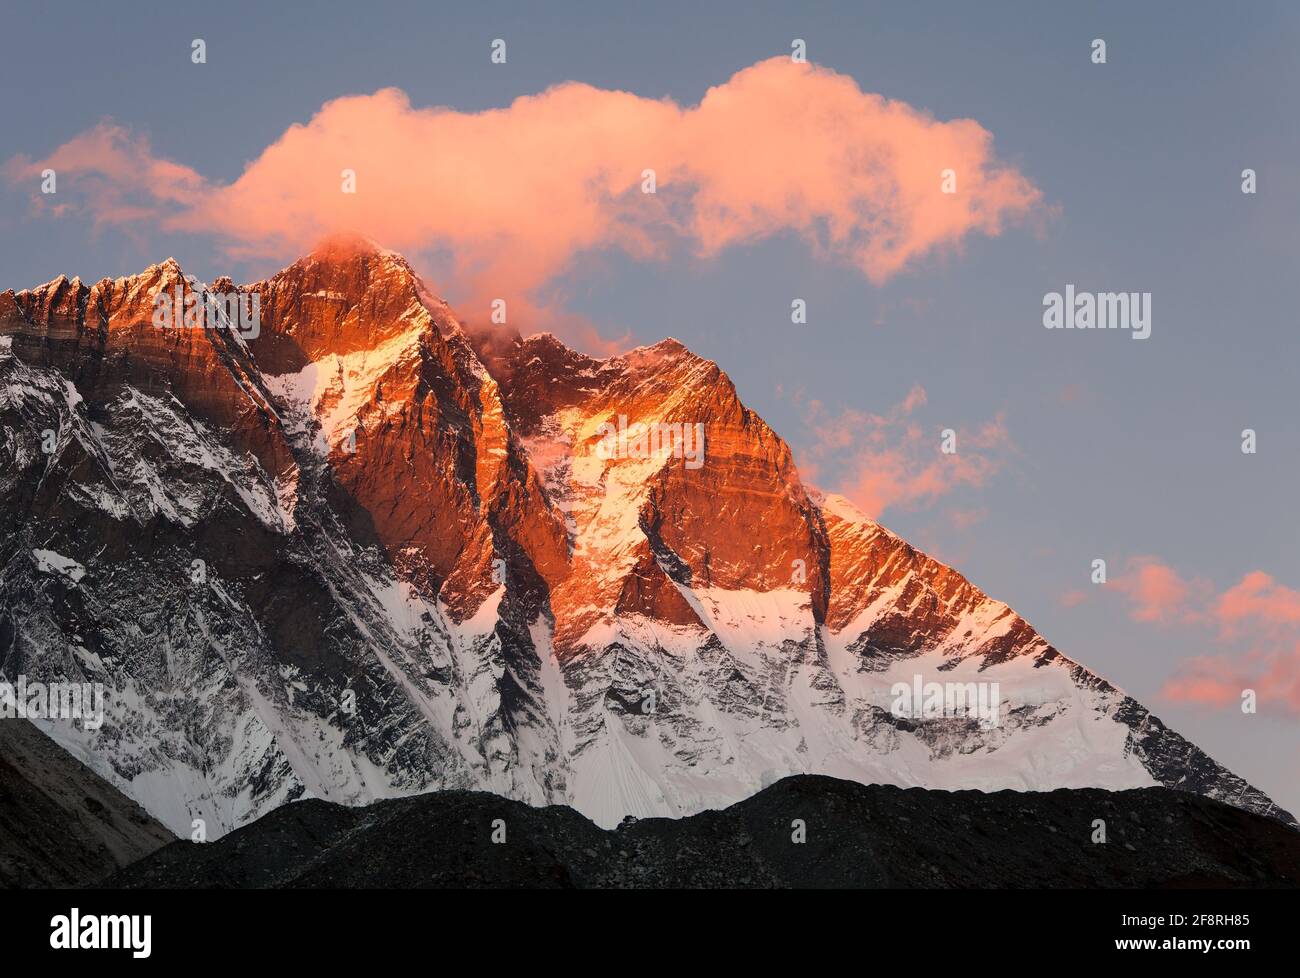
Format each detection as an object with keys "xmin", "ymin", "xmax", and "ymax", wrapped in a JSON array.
[
  {"xmin": 799, "ymin": 384, "xmax": 1012, "ymax": 519},
  {"xmin": 1214, "ymin": 571, "xmax": 1300, "ymax": 636},
  {"xmin": 1160, "ymin": 644, "xmax": 1300, "ymax": 714},
  {"xmin": 4, "ymin": 122, "xmax": 207, "ymax": 228},
  {"xmin": 1114, "ymin": 560, "xmax": 1300, "ymax": 716},
  {"xmin": 1058, "ymin": 588, "xmax": 1089, "ymax": 608},
  {"xmin": 1161, "ymin": 664, "xmax": 1251, "ymax": 710},
  {"xmin": 1114, "ymin": 557, "xmax": 1204, "ymax": 625},
  {"xmin": 5, "ymin": 58, "xmax": 1041, "ymax": 339}
]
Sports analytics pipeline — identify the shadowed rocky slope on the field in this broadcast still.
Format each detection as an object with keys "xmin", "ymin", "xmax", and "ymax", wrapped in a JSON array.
[
  {"xmin": 106, "ymin": 775, "xmax": 1299, "ymax": 889},
  {"xmin": 0, "ymin": 720, "xmax": 174, "ymax": 888}
]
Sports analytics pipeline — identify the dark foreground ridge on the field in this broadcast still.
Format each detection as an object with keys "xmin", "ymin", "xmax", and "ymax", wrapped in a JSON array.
[
  {"xmin": 107, "ymin": 775, "xmax": 1299, "ymax": 889},
  {"xmin": 0, "ymin": 721, "xmax": 174, "ymax": 887}
]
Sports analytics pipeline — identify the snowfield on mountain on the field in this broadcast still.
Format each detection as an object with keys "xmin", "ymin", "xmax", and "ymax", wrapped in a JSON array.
[{"xmin": 1, "ymin": 234, "xmax": 1291, "ymax": 838}]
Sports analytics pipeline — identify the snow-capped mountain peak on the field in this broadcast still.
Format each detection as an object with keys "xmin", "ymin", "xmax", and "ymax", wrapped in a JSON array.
[{"xmin": 1, "ymin": 245, "xmax": 1291, "ymax": 838}]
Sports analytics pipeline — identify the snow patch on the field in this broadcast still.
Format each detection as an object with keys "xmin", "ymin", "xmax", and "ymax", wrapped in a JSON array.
[{"xmin": 32, "ymin": 548, "xmax": 85, "ymax": 583}]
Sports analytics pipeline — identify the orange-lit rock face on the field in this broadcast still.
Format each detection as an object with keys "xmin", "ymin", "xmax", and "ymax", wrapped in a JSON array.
[
  {"xmin": 0, "ymin": 241, "xmax": 1024, "ymax": 656},
  {"xmin": 4, "ymin": 242, "xmax": 1289, "ymax": 837},
  {"xmin": 227, "ymin": 239, "xmax": 843, "ymax": 649},
  {"xmin": 246, "ymin": 237, "xmax": 568, "ymax": 617},
  {"xmin": 0, "ymin": 262, "xmax": 292, "ymax": 478},
  {"xmin": 496, "ymin": 335, "xmax": 830, "ymax": 656},
  {"xmin": 821, "ymin": 494, "xmax": 1053, "ymax": 667},
  {"xmin": 1, "ymin": 240, "xmax": 837, "ymax": 642},
  {"xmin": 247, "ymin": 234, "xmax": 439, "ymax": 373}
]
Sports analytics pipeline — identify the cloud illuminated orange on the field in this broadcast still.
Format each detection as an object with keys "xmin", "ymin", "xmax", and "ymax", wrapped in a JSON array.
[
  {"xmin": 1161, "ymin": 645, "xmax": 1300, "ymax": 715},
  {"xmin": 1114, "ymin": 557, "xmax": 1203, "ymax": 624},
  {"xmin": 1111, "ymin": 559, "xmax": 1300, "ymax": 716},
  {"xmin": 798, "ymin": 384, "xmax": 1012, "ymax": 519},
  {"xmin": 5, "ymin": 58, "xmax": 1041, "ymax": 325},
  {"xmin": 1214, "ymin": 571, "xmax": 1300, "ymax": 635}
]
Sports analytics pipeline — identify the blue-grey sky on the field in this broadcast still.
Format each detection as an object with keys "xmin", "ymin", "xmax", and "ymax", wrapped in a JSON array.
[{"xmin": 2, "ymin": 0, "xmax": 1296, "ymax": 812}]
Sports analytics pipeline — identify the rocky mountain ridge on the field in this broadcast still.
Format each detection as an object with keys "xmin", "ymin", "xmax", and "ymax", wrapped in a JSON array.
[
  {"xmin": 1, "ymin": 234, "xmax": 1290, "ymax": 839},
  {"xmin": 106, "ymin": 775, "xmax": 1300, "ymax": 889}
]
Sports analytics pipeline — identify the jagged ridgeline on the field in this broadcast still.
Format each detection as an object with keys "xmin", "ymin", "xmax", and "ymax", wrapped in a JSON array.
[{"xmin": 0, "ymin": 234, "xmax": 1291, "ymax": 840}]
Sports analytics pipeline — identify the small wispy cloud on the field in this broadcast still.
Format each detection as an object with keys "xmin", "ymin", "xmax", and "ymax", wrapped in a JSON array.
[
  {"xmin": 1112, "ymin": 556, "xmax": 1208, "ymax": 625},
  {"xmin": 796, "ymin": 384, "xmax": 1012, "ymax": 519},
  {"xmin": 1110, "ymin": 559, "xmax": 1300, "ymax": 715}
]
